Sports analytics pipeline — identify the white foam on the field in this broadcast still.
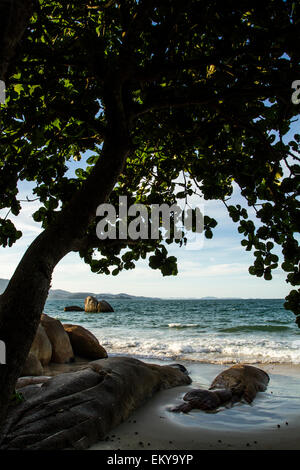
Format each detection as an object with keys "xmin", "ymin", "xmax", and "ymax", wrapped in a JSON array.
[{"xmin": 94, "ymin": 330, "xmax": 300, "ymax": 364}]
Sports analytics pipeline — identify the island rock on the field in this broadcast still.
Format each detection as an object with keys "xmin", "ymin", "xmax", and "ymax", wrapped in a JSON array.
[
  {"xmin": 64, "ymin": 306, "xmax": 84, "ymax": 312},
  {"xmin": 84, "ymin": 296, "xmax": 114, "ymax": 313}
]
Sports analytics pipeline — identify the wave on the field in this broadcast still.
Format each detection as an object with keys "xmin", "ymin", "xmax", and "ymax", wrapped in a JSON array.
[
  {"xmin": 99, "ymin": 335, "xmax": 300, "ymax": 364},
  {"xmin": 168, "ymin": 323, "xmax": 200, "ymax": 329},
  {"xmin": 218, "ymin": 325, "xmax": 292, "ymax": 333}
]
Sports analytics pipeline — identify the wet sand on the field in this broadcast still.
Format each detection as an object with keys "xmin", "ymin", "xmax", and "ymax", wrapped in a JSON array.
[{"xmin": 90, "ymin": 361, "xmax": 300, "ymax": 450}]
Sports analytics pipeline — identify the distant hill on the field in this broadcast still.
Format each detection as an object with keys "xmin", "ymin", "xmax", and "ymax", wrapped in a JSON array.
[
  {"xmin": 0, "ymin": 278, "xmax": 245, "ymax": 300},
  {"xmin": 0, "ymin": 279, "xmax": 159, "ymax": 300},
  {"xmin": 48, "ymin": 289, "xmax": 160, "ymax": 300}
]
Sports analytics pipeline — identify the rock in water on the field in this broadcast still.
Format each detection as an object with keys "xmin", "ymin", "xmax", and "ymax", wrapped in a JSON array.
[
  {"xmin": 84, "ymin": 296, "xmax": 114, "ymax": 313},
  {"xmin": 64, "ymin": 306, "xmax": 84, "ymax": 312},
  {"xmin": 84, "ymin": 295, "xmax": 99, "ymax": 313},
  {"xmin": 210, "ymin": 363, "xmax": 269, "ymax": 404},
  {"xmin": 41, "ymin": 314, "xmax": 74, "ymax": 364},
  {"xmin": 97, "ymin": 300, "xmax": 114, "ymax": 312},
  {"xmin": 171, "ymin": 364, "xmax": 269, "ymax": 413},
  {"xmin": 63, "ymin": 324, "xmax": 108, "ymax": 360},
  {"xmin": 1, "ymin": 357, "xmax": 191, "ymax": 450}
]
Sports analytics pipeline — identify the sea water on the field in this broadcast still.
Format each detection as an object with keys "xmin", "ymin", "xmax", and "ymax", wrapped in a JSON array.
[
  {"xmin": 45, "ymin": 297, "xmax": 300, "ymax": 433},
  {"xmin": 44, "ymin": 298, "xmax": 300, "ymax": 364}
]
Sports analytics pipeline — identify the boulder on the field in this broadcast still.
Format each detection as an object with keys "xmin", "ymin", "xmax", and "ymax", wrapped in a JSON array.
[
  {"xmin": 64, "ymin": 306, "xmax": 84, "ymax": 312},
  {"xmin": 63, "ymin": 324, "xmax": 108, "ymax": 360},
  {"xmin": 97, "ymin": 300, "xmax": 114, "ymax": 312},
  {"xmin": 21, "ymin": 353, "xmax": 43, "ymax": 377},
  {"xmin": 41, "ymin": 314, "xmax": 74, "ymax": 364},
  {"xmin": 1, "ymin": 357, "xmax": 191, "ymax": 450},
  {"xmin": 84, "ymin": 296, "xmax": 114, "ymax": 313},
  {"xmin": 84, "ymin": 295, "xmax": 98, "ymax": 313},
  {"xmin": 29, "ymin": 324, "xmax": 52, "ymax": 366}
]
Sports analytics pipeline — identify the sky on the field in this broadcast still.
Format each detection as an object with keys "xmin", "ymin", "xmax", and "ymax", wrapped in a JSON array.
[
  {"xmin": 0, "ymin": 111, "xmax": 298, "ymax": 300},
  {"xmin": 0, "ymin": 175, "xmax": 294, "ymax": 299}
]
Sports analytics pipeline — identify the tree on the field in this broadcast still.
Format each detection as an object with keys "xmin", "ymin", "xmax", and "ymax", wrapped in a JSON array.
[{"xmin": 0, "ymin": 0, "xmax": 299, "ymax": 429}]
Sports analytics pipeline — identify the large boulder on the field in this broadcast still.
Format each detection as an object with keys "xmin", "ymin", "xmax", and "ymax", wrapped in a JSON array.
[
  {"xmin": 63, "ymin": 324, "xmax": 108, "ymax": 360},
  {"xmin": 29, "ymin": 324, "xmax": 52, "ymax": 366},
  {"xmin": 84, "ymin": 296, "xmax": 98, "ymax": 313},
  {"xmin": 1, "ymin": 357, "xmax": 191, "ymax": 450},
  {"xmin": 21, "ymin": 353, "xmax": 43, "ymax": 377},
  {"xmin": 97, "ymin": 300, "xmax": 114, "ymax": 312},
  {"xmin": 84, "ymin": 296, "xmax": 114, "ymax": 313},
  {"xmin": 41, "ymin": 314, "xmax": 74, "ymax": 364}
]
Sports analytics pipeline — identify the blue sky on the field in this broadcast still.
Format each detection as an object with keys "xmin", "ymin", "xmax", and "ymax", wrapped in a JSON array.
[
  {"xmin": 0, "ymin": 113, "xmax": 298, "ymax": 299},
  {"xmin": 0, "ymin": 176, "xmax": 293, "ymax": 299}
]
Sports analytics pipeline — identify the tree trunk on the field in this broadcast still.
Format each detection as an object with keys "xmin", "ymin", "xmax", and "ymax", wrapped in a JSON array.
[
  {"xmin": 0, "ymin": 118, "xmax": 131, "ymax": 431},
  {"xmin": 0, "ymin": 0, "xmax": 132, "ymax": 436}
]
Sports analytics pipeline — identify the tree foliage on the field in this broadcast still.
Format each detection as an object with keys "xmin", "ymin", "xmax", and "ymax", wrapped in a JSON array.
[{"xmin": 0, "ymin": 0, "xmax": 300, "ymax": 318}]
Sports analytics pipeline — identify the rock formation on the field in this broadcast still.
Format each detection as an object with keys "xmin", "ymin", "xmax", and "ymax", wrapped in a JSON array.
[
  {"xmin": 64, "ymin": 306, "xmax": 84, "ymax": 312},
  {"xmin": 20, "ymin": 315, "xmax": 108, "ymax": 376},
  {"xmin": 21, "ymin": 353, "xmax": 43, "ymax": 377},
  {"xmin": 29, "ymin": 324, "xmax": 52, "ymax": 366},
  {"xmin": 41, "ymin": 314, "xmax": 74, "ymax": 364},
  {"xmin": 84, "ymin": 296, "xmax": 114, "ymax": 313},
  {"xmin": 1, "ymin": 357, "xmax": 191, "ymax": 450},
  {"xmin": 63, "ymin": 324, "xmax": 107, "ymax": 360}
]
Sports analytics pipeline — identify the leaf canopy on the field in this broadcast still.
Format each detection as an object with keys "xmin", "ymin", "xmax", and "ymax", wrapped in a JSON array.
[{"xmin": 0, "ymin": 0, "xmax": 300, "ymax": 318}]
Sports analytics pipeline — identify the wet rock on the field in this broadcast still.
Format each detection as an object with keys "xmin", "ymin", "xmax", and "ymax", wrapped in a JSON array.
[{"xmin": 1, "ymin": 357, "xmax": 191, "ymax": 450}]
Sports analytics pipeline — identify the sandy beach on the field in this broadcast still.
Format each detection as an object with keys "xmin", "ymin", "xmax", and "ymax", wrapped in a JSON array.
[{"xmin": 90, "ymin": 361, "xmax": 300, "ymax": 451}]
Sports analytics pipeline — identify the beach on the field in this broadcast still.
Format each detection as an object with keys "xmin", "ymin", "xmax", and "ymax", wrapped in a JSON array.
[
  {"xmin": 90, "ymin": 361, "xmax": 300, "ymax": 451},
  {"xmin": 43, "ymin": 298, "xmax": 300, "ymax": 450}
]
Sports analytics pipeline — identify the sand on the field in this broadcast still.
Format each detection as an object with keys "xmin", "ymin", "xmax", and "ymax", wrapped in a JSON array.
[{"xmin": 90, "ymin": 361, "xmax": 300, "ymax": 451}]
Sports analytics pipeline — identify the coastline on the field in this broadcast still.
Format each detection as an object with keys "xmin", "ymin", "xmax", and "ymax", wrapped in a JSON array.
[{"xmin": 90, "ymin": 361, "xmax": 300, "ymax": 451}]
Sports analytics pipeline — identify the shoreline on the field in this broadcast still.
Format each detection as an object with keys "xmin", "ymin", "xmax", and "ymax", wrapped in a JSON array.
[{"xmin": 90, "ymin": 361, "xmax": 300, "ymax": 451}]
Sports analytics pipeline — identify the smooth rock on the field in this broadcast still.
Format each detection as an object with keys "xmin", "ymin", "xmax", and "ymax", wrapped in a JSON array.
[
  {"xmin": 84, "ymin": 296, "xmax": 98, "ymax": 313},
  {"xmin": 21, "ymin": 353, "xmax": 43, "ymax": 377},
  {"xmin": 97, "ymin": 300, "xmax": 114, "ymax": 312},
  {"xmin": 41, "ymin": 314, "xmax": 74, "ymax": 364},
  {"xmin": 1, "ymin": 357, "xmax": 191, "ymax": 450},
  {"xmin": 29, "ymin": 323, "xmax": 52, "ymax": 366},
  {"xmin": 63, "ymin": 324, "xmax": 108, "ymax": 360},
  {"xmin": 84, "ymin": 296, "xmax": 114, "ymax": 313},
  {"xmin": 64, "ymin": 306, "xmax": 84, "ymax": 312}
]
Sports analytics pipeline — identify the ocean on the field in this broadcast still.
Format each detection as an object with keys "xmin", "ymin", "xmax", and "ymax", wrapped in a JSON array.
[
  {"xmin": 46, "ymin": 297, "xmax": 300, "ymax": 433},
  {"xmin": 44, "ymin": 298, "xmax": 300, "ymax": 365}
]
